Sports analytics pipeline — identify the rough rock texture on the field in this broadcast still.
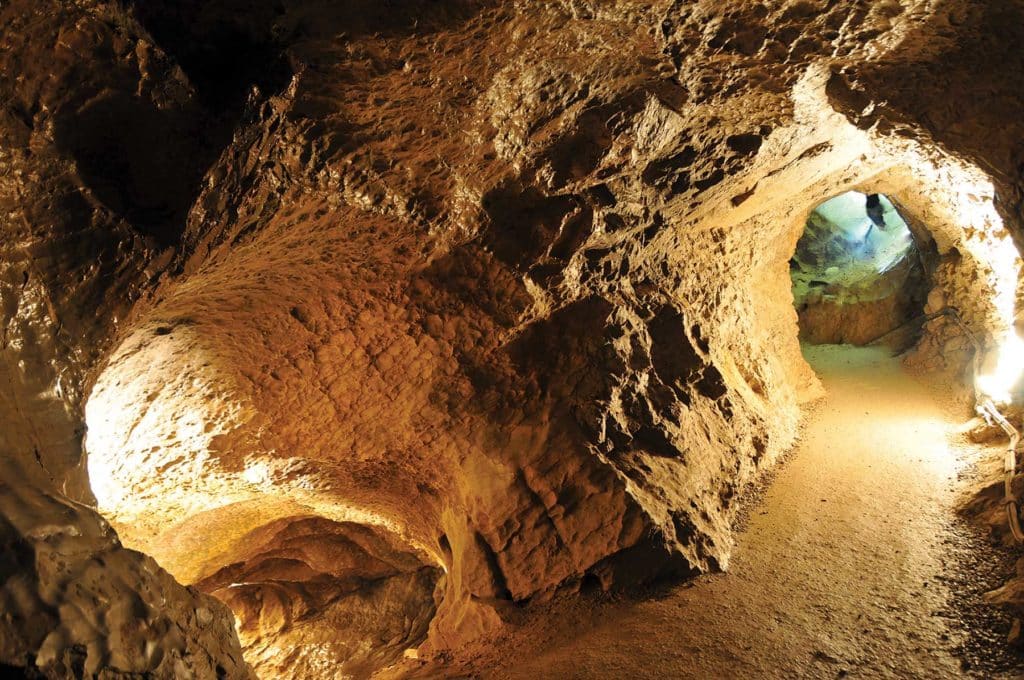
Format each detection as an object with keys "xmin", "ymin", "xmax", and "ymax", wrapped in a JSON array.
[
  {"xmin": 0, "ymin": 458, "xmax": 250, "ymax": 678},
  {"xmin": 195, "ymin": 518, "xmax": 441, "ymax": 679},
  {"xmin": 0, "ymin": 0, "xmax": 252, "ymax": 675},
  {"xmin": 1, "ymin": 0, "xmax": 1023, "ymax": 677}
]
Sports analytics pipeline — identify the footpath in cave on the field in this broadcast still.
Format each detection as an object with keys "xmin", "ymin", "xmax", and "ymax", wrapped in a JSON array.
[{"xmin": 470, "ymin": 345, "xmax": 1020, "ymax": 679}]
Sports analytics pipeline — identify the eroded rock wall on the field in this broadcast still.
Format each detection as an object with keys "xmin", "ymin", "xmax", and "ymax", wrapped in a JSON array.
[
  {"xmin": 195, "ymin": 517, "xmax": 441, "ymax": 679},
  {"xmin": 0, "ymin": 0, "xmax": 254, "ymax": 675},
  {"xmin": 1, "ymin": 0, "xmax": 1023, "ymax": 677},
  {"xmin": 81, "ymin": 3, "xmax": 820, "ymax": 661},
  {"xmin": 0, "ymin": 458, "xmax": 250, "ymax": 678}
]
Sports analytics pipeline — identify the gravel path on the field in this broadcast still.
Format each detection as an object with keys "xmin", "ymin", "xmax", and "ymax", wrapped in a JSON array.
[{"xmin": 476, "ymin": 345, "xmax": 1005, "ymax": 679}]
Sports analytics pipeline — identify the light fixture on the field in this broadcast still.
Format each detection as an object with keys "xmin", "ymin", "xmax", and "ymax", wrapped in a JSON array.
[{"xmin": 976, "ymin": 330, "xmax": 1024, "ymax": 405}]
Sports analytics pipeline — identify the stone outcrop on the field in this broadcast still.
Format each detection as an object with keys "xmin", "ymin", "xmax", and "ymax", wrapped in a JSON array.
[
  {"xmin": 1, "ymin": 0, "xmax": 1022, "ymax": 677},
  {"xmin": 0, "ymin": 458, "xmax": 250, "ymax": 678}
]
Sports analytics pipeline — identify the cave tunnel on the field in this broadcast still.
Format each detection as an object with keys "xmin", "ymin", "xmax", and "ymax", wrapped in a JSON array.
[
  {"xmin": 2, "ymin": 1, "xmax": 1024, "ymax": 679},
  {"xmin": 791, "ymin": 190, "xmax": 933, "ymax": 350}
]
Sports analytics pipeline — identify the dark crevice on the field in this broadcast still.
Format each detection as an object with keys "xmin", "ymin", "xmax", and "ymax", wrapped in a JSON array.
[
  {"xmin": 53, "ymin": 90, "xmax": 217, "ymax": 246},
  {"xmin": 49, "ymin": 1, "xmax": 300, "ymax": 246},
  {"xmin": 473, "ymin": 531, "xmax": 513, "ymax": 601},
  {"xmin": 122, "ymin": 0, "xmax": 293, "ymax": 114}
]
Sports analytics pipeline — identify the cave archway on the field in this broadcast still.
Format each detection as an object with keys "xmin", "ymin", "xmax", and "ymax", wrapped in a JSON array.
[
  {"xmin": 81, "ymin": 314, "xmax": 450, "ymax": 678},
  {"xmin": 791, "ymin": 190, "xmax": 935, "ymax": 351},
  {"xmin": 6, "ymin": 2, "xmax": 1024, "ymax": 678},
  {"xmin": 70, "ymin": 79, "xmax": 1022, "ymax": 679}
]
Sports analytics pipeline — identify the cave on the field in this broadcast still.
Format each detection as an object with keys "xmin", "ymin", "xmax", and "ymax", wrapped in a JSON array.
[
  {"xmin": 792, "ymin": 190, "xmax": 933, "ymax": 349},
  {"xmin": 2, "ymin": 1, "xmax": 1024, "ymax": 678}
]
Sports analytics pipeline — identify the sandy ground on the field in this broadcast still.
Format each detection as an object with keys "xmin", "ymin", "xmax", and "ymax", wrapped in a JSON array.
[{"xmin": 467, "ymin": 345, "xmax": 1009, "ymax": 679}]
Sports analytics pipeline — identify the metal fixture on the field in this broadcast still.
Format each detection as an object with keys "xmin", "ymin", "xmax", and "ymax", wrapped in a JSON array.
[{"xmin": 978, "ymin": 397, "xmax": 1024, "ymax": 542}]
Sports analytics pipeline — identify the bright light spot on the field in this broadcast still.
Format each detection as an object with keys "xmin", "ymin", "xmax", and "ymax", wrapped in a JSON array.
[
  {"xmin": 242, "ymin": 461, "xmax": 270, "ymax": 485},
  {"xmin": 958, "ymin": 190, "xmax": 1019, "ymax": 326},
  {"xmin": 976, "ymin": 331, "xmax": 1024, "ymax": 404},
  {"xmin": 83, "ymin": 325, "xmax": 251, "ymax": 545},
  {"xmin": 989, "ymin": 235, "xmax": 1021, "ymax": 329},
  {"xmin": 793, "ymin": 191, "xmax": 917, "ymax": 304}
]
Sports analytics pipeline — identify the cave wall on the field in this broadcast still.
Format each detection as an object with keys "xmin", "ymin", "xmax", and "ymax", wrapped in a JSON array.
[
  {"xmin": 1, "ymin": 0, "xmax": 1023, "ymax": 677},
  {"xmin": 0, "ymin": 1, "xmax": 253, "ymax": 675},
  {"xmin": 0, "ymin": 457, "xmax": 250, "ymax": 678}
]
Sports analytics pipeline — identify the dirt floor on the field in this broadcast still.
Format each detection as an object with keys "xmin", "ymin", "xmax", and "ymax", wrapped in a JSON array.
[{"xmin": 455, "ymin": 344, "xmax": 1023, "ymax": 679}]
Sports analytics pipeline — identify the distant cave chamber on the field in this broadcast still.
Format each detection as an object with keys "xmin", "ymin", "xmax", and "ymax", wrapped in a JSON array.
[
  {"xmin": 196, "ymin": 517, "xmax": 442, "ymax": 678},
  {"xmin": 791, "ymin": 191, "xmax": 934, "ymax": 349}
]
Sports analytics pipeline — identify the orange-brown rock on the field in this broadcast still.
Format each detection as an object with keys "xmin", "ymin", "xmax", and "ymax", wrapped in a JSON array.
[{"xmin": 1, "ymin": 0, "xmax": 1022, "ymax": 677}]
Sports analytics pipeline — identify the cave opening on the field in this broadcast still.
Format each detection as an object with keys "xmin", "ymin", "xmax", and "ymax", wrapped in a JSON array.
[
  {"xmin": 791, "ymin": 190, "xmax": 934, "ymax": 351},
  {"xmin": 79, "ymin": 320, "xmax": 447, "ymax": 678}
]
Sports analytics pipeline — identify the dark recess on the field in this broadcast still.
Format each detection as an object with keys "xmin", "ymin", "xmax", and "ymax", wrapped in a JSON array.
[
  {"xmin": 123, "ymin": 0, "xmax": 292, "ymax": 113},
  {"xmin": 43, "ymin": 0, "xmax": 296, "ymax": 247},
  {"xmin": 53, "ymin": 92, "xmax": 212, "ymax": 245}
]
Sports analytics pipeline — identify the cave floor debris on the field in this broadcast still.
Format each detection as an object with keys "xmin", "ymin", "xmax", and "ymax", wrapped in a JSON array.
[{"xmin": 463, "ymin": 345, "xmax": 1018, "ymax": 679}]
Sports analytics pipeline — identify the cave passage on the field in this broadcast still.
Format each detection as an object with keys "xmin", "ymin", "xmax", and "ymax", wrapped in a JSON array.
[
  {"xmin": 5, "ymin": 1, "xmax": 1024, "ymax": 678},
  {"xmin": 791, "ymin": 191, "xmax": 930, "ymax": 348},
  {"xmin": 482, "ymin": 345, "xmax": 996, "ymax": 678}
]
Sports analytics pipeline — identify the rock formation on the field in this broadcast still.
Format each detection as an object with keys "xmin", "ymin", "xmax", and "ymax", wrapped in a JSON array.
[{"xmin": 1, "ymin": 0, "xmax": 1022, "ymax": 677}]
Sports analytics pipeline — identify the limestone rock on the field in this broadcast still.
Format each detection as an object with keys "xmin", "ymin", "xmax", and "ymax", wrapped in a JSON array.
[
  {"xmin": 0, "ymin": 0, "xmax": 1022, "ymax": 677},
  {"xmin": 0, "ymin": 459, "xmax": 251, "ymax": 678}
]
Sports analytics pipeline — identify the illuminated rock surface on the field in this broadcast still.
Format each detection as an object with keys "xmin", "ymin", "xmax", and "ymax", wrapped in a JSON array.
[
  {"xmin": 0, "ymin": 0, "xmax": 1022, "ymax": 677},
  {"xmin": 471, "ymin": 346, "xmax": 986, "ymax": 678}
]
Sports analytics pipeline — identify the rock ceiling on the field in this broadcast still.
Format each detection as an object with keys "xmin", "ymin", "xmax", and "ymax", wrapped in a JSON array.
[{"xmin": 0, "ymin": 0, "xmax": 1022, "ymax": 677}]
